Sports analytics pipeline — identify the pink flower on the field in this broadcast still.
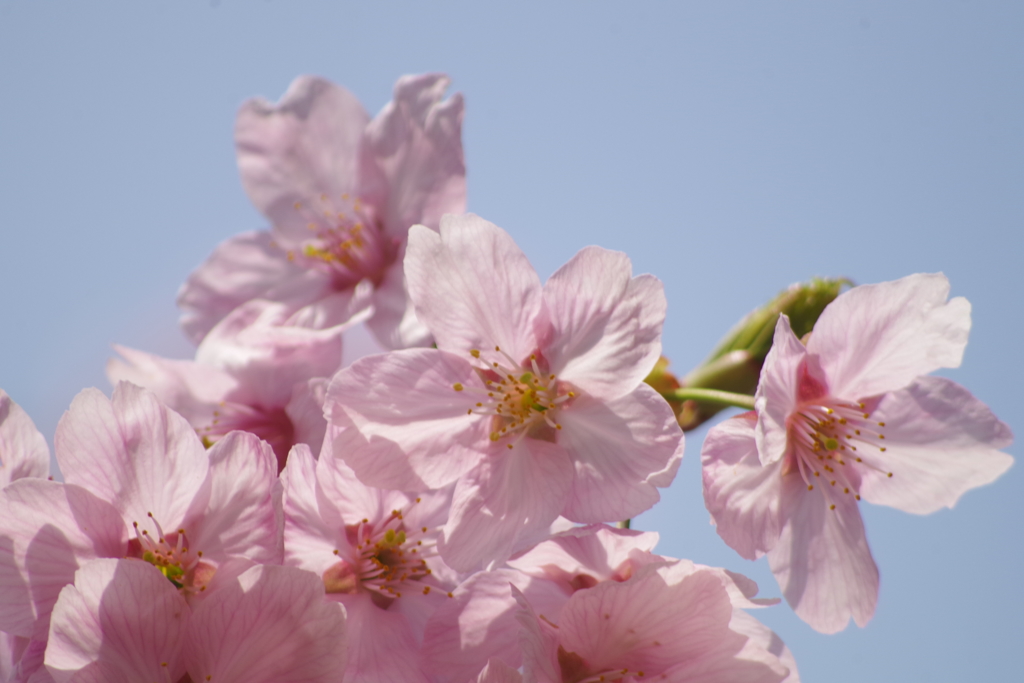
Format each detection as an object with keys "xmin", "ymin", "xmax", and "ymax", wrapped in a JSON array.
[
  {"xmin": 0, "ymin": 383, "xmax": 281, "ymax": 642},
  {"xmin": 0, "ymin": 390, "xmax": 50, "ymax": 486},
  {"xmin": 423, "ymin": 524, "xmax": 794, "ymax": 683},
  {"xmin": 43, "ymin": 559, "xmax": 347, "ymax": 683},
  {"xmin": 326, "ymin": 214, "xmax": 683, "ymax": 570},
  {"xmin": 281, "ymin": 436, "xmax": 458, "ymax": 683},
  {"xmin": 178, "ymin": 73, "xmax": 466, "ymax": 350},
  {"xmin": 514, "ymin": 561, "xmax": 791, "ymax": 683},
  {"xmin": 702, "ymin": 274, "xmax": 1014, "ymax": 633},
  {"xmin": 109, "ymin": 304, "xmax": 343, "ymax": 471}
]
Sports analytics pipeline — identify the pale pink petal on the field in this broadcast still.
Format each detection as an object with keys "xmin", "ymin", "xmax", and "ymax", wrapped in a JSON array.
[
  {"xmin": 512, "ymin": 586, "xmax": 561, "ymax": 683},
  {"xmin": 856, "ymin": 376, "xmax": 1014, "ymax": 514},
  {"xmin": 421, "ymin": 569, "xmax": 567, "ymax": 683},
  {"xmin": 281, "ymin": 444, "xmax": 344, "ymax": 575},
  {"xmin": 728, "ymin": 611, "xmax": 800, "ymax": 683},
  {"xmin": 754, "ymin": 315, "xmax": 808, "ymax": 466},
  {"xmin": 365, "ymin": 256, "xmax": 433, "ymax": 350},
  {"xmin": 1, "ymin": 632, "xmax": 47, "ymax": 683},
  {"xmin": 441, "ymin": 439, "xmax": 574, "ymax": 571},
  {"xmin": 44, "ymin": 559, "xmax": 189, "ymax": 683},
  {"xmin": 327, "ymin": 349, "xmax": 489, "ymax": 490},
  {"xmin": 404, "ymin": 216, "xmax": 543, "ymax": 362},
  {"xmin": 507, "ymin": 524, "xmax": 660, "ymax": 585},
  {"xmin": 184, "ymin": 565, "xmax": 347, "ymax": 683},
  {"xmin": 176, "ymin": 230, "xmax": 307, "ymax": 343},
  {"xmin": 558, "ymin": 385, "xmax": 683, "ymax": 523},
  {"xmin": 55, "ymin": 384, "xmax": 208, "ymax": 529},
  {"xmin": 0, "ymin": 390, "xmax": 49, "ymax": 485},
  {"xmin": 0, "ymin": 481, "xmax": 126, "ymax": 639},
  {"xmin": 235, "ymin": 75, "xmax": 369, "ymax": 239},
  {"xmin": 542, "ymin": 247, "xmax": 665, "ymax": 400},
  {"xmin": 475, "ymin": 658, "xmax": 523, "ymax": 683},
  {"xmin": 184, "ymin": 431, "xmax": 281, "ymax": 564},
  {"xmin": 767, "ymin": 476, "xmax": 878, "ymax": 633},
  {"xmin": 807, "ymin": 273, "xmax": 971, "ymax": 398},
  {"xmin": 106, "ymin": 345, "xmax": 237, "ymax": 424},
  {"xmin": 342, "ymin": 593, "xmax": 429, "ymax": 683},
  {"xmin": 558, "ymin": 567, "xmax": 741, "ymax": 676},
  {"xmin": 362, "ymin": 73, "xmax": 466, "ymax": 234},
  {"xmin": 286, "ymin": 378, "xmax": 330, "ymax": 457},
  {"xmin": 701, "ymin": 413, "xmax": 785, "ymax": 561}
]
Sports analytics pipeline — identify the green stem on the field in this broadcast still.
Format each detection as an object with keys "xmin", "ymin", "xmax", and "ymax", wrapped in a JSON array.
[
  {"xmin": 616, "ymin": 519, "xmax": 631, "ymax": 530},
  {"xmin": 661, "ymin": 387, "xmax": 756, "ymax": 411}
]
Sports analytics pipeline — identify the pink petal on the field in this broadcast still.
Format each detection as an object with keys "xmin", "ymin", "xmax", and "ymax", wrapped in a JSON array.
[
  {"xmin": 286, "ymin": 378, "xmax": 330, "ymax": 456},
  {"xmin": 542, "ymin": 247, "xmax": 665, "ymax": 400},
  {"xmin": 754, "ymin": 315, "xmax": 808, "ymax": 466},
  {"xmin": 558, "ymin": 385, "xmax": 683, "ymax": 523},
  {"xmin": 421, "ymin": 569, "xmax": 567, "ymax": 683},
  {"xmin": 106, "ymin": 345, "xmax": 237, "ymax": 424},
  {"xmin": 44, "ymin": 559, "xmax": 189, "ymax": 683},
  {"xmin": 185, "ymin": 565, "xmax": 348, "ymax": 683},
  {"xmin": 176, "ymin": 230, "xmax": 306, "ymax": 343},
  {"xmin": 342, "ymin": 593, "xmax": 430, "ymax": 683},
  {"xmin": 362, "ymin": 73, "xmax": 466, "ymax": 234},
  {"xmin": 365, "ymin": 256, "xmax": 433, "ymax": 350},
  {"xmin": 767, "ymin": 475, "xmax": 878, "ymax": 634},
  {"xmin": 281, "ymin": 444, "xmax": 346, "ymax": 575},
  {"xmin": 184, "ymin": 431, "xmax": 281, "ymax": 564},
  {"xmin": 235, "ymin": 75, "xmax": 369, "ymax": 240},
  {"xmin": 728, "ymin": 611, "xmax": 800, "ymax": 683},
  {"xmin": 807, "ymin": 273, "xmax": 971, "ymax": 398},
  {"xmin": 56, "ymin": 384, "xmax": 209, "ymax": 529},
  {"xmin": 0, "ymin": 481, "xmax": 126, "ymax": 639},
  {"xmin": 475, "ymin": 658, "xmax": 523, "ymax": 683},
  {"xmin": 326, "ymin": 349, "xmax": 489, "ymax": 490},
  {"xmin": 0, "ymin": 390, "xmax": 49, "ymax": 485},
  {"xmin": 440, "ymin": 438, "xmax": 574, "ymax": 571},
  {"xmin": 856, "ymin": 376, "xmax": 1013, "ymax": 514},
  {"xmin": 558, "ymin": 567, "xmax": 741, "ymax": 676},
  {"xmin": 404, "ymin": 216, "xmax": 544, "ymax": 363},
  {"xmin": 701, "ymin": 413, "xmax": 785, "ymax": 561},
  {"xmin": 512, "ymin": 586, "xmax": 562, "ymax": 683},
  {"xmin": 507, "ymin": 523, "xmax": 660, "ymax": 585}
]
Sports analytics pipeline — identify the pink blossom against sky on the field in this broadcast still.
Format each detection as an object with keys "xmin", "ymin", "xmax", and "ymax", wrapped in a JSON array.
[{"xmin": 0, "ymin": 2, "xmax": 1021, "ymax": 681}]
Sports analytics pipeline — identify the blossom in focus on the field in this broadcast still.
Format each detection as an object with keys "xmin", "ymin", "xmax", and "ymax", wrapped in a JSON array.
[
  {"xmin": 702, "ymin": 274, "xmax": 1014, "ymax": 633},
  {"xmin": 0, "ymin": 383, "xmax": 281, "ymax": 642},
  {"xmin": 43, "ymin": 559, "xmax": 347, "ymax": 683},
  {"xmin": 281, "ymin": 436, "xmax": 458, "ymax": 683},
  {"xmin": 178, "ymin": 73, "xmax": 466, "ymax": 350},
  {"xmin": 326, "ymin": 214, "xmax": 683, "ymax": 570},
  {"xmin": 109, "ymin": 303, "xmax": 344, "ymax": 470},
  {"xmin": 0, "ymin": 389, "xmax": 49, "ymax": 486},
  {"xmin": 514, "ymin": 561, "xmax": 792, "ymax": 683}
]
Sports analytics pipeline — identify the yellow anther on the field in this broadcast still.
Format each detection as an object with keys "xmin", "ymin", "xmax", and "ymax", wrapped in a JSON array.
[
  {"xmin": 829, "ymin": 504, "xmax": 836, "ymax": 510},
  {"xmin": 453, "ymin": 383, "xmax": 464, "ymax": 391},
  {"xmin": 470, "ymin": 349, "xmax": 480, "ymax": 358}
]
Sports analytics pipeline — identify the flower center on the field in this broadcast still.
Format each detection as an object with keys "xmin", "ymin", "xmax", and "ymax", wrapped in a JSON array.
[
  {"xmin": 285, "ymin": 194, "xmax": 398, "ymax": 288},
  {"xmin": 128, "ymin": 513, "xmax": 213, "ymax": 594},
  {"xmin": 323, "ymin": 500, "xmax": 446, "ymax": 608},
  {"xmin": 787, "ymin": 398, "xmax": 893, "ymax": 509},
  {"xmin": 453, "ymin": 346, "xmax": 576, "ymax": 448}
]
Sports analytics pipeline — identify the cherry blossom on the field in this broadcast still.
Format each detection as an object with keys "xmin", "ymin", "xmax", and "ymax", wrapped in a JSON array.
[
  {"xmin": 281, "ymin": 437, "xmax": 457, "ymax": 683},
  {"xmin": 514, "ymin": 561, "xmax": 791, "ymax": 683},
  {"xmin": 178, "ymin": 73, "xmax": 466, "ymax": 350},
  {"xmin": 702, "ymin": 274, "xmax": 1014, "ymax": 633},
  {"xmin": 327, "ymin": 214, "xmax": 683, "ymax": 570},
  {"xmin": 0, "ymin": 383, "xmax": 280, "ymax": 642},
  {"xmin": 0, "ymin": 390, "xmax": 49, "ymax": 487},
  {"xmin": 109, "ymin": 302, "xmax": 344, "ymax": 471},
  {"xmin": 42, "ymin": 559, "xmax": 347, "ymax": 683}
]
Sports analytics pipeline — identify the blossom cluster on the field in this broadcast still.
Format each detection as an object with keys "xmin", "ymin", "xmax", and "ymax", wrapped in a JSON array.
[{"xmin": 0, "ymin": 73, "xmax": 1013, "ymax": 683}]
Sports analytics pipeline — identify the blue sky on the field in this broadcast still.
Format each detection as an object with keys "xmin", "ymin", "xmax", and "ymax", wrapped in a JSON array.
[{"xmin": 1, "ymin": 1, "xmax": 1021, "ymax": 680}]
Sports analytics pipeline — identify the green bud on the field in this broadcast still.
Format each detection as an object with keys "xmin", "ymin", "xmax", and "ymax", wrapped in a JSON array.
[{"xmin": 650, "ymin": 277, "xmax": 849, "ymax": 431}]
